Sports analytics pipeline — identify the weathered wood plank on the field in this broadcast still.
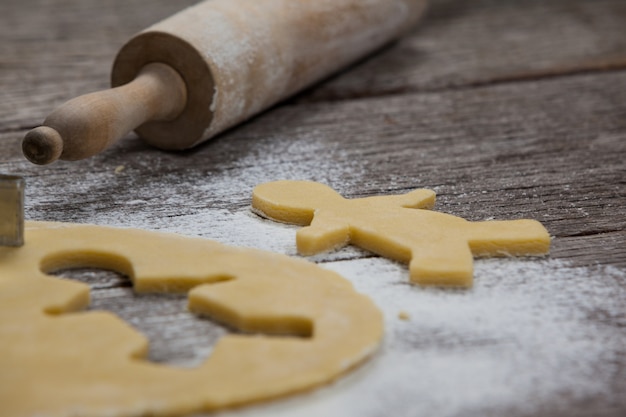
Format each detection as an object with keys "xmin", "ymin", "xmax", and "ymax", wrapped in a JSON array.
[
  {"xmin": 303, "ymin": 0, "xmax": 626, "ymax": 100},
  {"xmin": 3, "ymin": 70, "xmax": 623, "ymax": 247},
  {"xmin": 552, "ymin": 232, "xmax": 626, "ymax": 268}
]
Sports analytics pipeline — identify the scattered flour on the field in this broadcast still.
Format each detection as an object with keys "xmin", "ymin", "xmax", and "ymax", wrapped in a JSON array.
[
  {"xmin": 215, "ymin": 257, "xmax": 625, "ymax": 417},
  {"xmin": 7, "ymin": 133, "xmax": 625, "ymax": 416}
]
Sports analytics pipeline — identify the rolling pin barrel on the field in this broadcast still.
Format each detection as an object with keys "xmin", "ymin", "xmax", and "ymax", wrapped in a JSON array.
[{"xmin": 23, "ymin": 0, "xmax": 428, "ymax": 164}]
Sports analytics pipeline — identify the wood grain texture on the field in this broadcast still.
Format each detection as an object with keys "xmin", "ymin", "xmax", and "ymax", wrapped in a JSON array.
[
  {"xmin": 1, "ymin": 1, "xmax": 625, "ymax": 416},
  {"xmin": 300, "ymin": 0, "xmax": 626, "ymax": 101}
]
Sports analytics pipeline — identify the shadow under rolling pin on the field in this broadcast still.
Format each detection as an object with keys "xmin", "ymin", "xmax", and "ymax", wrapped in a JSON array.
[{"xmin": 23, "ymin": 0, "xmax": 428, "ymax": 165}]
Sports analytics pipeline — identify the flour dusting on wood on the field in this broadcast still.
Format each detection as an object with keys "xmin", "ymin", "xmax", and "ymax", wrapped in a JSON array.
[
  {"xmin": 217, "ymin": 257, "xmax": 625, "ymax": 417},
  {"xmin": 12, "ymin": 131, "xmax": 625, "ymax": 416}
]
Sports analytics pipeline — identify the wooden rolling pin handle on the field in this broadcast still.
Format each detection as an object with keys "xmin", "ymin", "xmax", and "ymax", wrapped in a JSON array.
[{"xmin": 22, "ymin": 63, "xmax": 187, "ymax": 165}]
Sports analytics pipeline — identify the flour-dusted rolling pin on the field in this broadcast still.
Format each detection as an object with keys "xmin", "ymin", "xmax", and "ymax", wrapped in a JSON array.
[{"xmin": 23, "ymin": 0, "xmax": 428, "ymax": 165}]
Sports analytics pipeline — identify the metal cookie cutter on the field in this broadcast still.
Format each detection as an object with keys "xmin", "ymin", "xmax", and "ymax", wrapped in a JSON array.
[{"xmin": 0, "ymin": 174, "xmax": 25, "ymax": 246}]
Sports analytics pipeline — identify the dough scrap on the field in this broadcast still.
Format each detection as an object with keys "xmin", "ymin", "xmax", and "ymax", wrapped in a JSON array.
[
  {"xmin": 252, "ymin": 180, "xmax": 551, "ymax": 287},
  {"xmin": 0, "ymin": 221, "xmax": 383, "ymax": 417}
]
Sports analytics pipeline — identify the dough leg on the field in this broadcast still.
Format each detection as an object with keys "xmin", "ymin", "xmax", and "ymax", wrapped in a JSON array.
[{"xmin": 409, "ymin": 242, "xmax": 474, "ymax": 287}]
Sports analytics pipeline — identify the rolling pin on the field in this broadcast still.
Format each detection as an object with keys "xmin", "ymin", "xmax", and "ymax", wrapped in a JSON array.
[{"xmin": 23, "ymin": 0, "xmax": 428, "ymax": 165}]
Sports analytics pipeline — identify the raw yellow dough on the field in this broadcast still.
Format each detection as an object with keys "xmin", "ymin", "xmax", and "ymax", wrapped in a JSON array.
[
  {"xmin": 252, "ymin": 180, "xmax": 551, "ymax": 287},
  {"xmin": 0, "ymin": 221, "xmax": 383, "ymax": 417}
]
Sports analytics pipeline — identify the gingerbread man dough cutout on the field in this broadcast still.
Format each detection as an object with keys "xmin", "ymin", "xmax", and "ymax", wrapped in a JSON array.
[
  {"xmin": 252, "ymin": 181, "xmax": 551, "ymax": 287},
  {"xmin": 0, "ymin": 221, "xmax": 382, "ymax": 417}
]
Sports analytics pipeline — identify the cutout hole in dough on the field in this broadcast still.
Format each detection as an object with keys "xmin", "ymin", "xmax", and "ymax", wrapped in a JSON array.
[
  {"xmin": 50, "ymin": 267, "xmax": 232, "ymax": 368},
  {"xmin": 48, "ymin": 266, "xmax": 313, "ymax": 369}
]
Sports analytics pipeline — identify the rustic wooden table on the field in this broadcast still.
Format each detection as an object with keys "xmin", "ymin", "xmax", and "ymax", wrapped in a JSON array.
[{"xmin": 1, "ymin": 1, "xmax": 625, "ymax": 416}]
